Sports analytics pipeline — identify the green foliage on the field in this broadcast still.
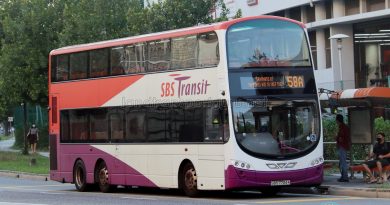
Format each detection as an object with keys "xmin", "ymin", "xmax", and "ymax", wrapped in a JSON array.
[
  {"xmin": 323, "ymin": 117, "xmax": 390, "ymax": 161},
  {"xmin": 234, "ymin": 9, "xmax": 243, "ymax": 19},
  {"xmin": 0, "ymin": 0, "xmax": 63, "ymax": 117},
  {"xmin": 128, "ymin": 0, "xmax": 215, "ymax": 35},
  {"xmin": 374, "ymin": 117, "xmax": 390, "ymax": 141},
  {"xmin": 59, "ymin": 0, "xmax": 131, "ymax": 46}
]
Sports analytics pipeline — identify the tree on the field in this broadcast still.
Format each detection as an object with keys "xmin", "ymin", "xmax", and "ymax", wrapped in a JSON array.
[
  {"xmin": 59, "ymin": 0, "xmax": 133, "ymax": 46},
  {"xmin": 0, "ymin": 0, "xmax": 65, "ymax": 152},
  {"xmin": 128, "ymin": 0, "xmax": 218, "ymax": 35}
]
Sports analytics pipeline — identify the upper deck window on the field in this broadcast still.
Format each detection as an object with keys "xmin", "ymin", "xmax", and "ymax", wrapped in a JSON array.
[
  {"xmin": 110, "ymin": 47, "xmax": 125, "ymax": 76},
  {"xmin": 51, "ymin": 31, "xmax": 219, "ymax": 82},
  {"xmin": 227, "ymin": 19, "xmax": 311, "ymax": 69},
  {"xmin": 70, "ymin": 52, "xmax": 88, "ymax": 80},
  {"xmin": 90, "ymin": 48, "xmax": 109, "ymax": 78},
  {"xmin": 147, "ymin": 39, "xmax": 171, "ymax": 72},
  {"xmin": 171, "ymin": 35, "xmax": 197, "ymax": 69},
  {"xmin": 56, "ymin": 55, "xmax": 69, "ymax": 81},
  {"xmin": 198, "ymin": 32, "xmax": 219, "ymax": 67}
]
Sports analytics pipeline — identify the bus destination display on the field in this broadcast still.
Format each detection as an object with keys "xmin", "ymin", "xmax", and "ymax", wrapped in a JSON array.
[{"xmin": 240, "ymin": 74, "xmax": 305, "ymax": 90}]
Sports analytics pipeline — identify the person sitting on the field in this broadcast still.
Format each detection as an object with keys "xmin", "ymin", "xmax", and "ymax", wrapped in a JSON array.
[{"xmin": 362, "ymin": 132, "xmax": 390, "ymax": 184}]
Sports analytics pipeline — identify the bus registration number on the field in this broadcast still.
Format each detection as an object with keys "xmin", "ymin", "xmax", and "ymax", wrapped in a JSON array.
[{"xmin": 270, "ymin": 180, "xmax": 291, "ymax": 186}]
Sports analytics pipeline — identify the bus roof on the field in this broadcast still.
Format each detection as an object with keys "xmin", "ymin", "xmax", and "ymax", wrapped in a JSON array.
[{"xmin": 50, "ymin": 15, "xmax": 304, "ymax": 56}]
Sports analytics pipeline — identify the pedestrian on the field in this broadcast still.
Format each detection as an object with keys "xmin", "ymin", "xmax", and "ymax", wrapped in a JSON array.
[
  {"xmin": 362, "ymin": 133, "xmax": 390, "ymax": 184},
  {"xmin": 335, "ymin": 114, "xmax": 351, "ymax": 182},
  {"xmin": 27, "ymin": 124, "xmax": 39, "ymax": 154}
]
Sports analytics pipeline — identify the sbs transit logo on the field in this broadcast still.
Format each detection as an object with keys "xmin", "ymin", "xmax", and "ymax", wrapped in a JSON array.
[{"xmin": 160, "ymin": 74, "xmax": 211, "ymax": 98}]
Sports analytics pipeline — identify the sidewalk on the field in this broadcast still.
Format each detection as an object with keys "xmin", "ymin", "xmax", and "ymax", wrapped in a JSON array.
[
  {"xmin": 321, "ymin": 174, "xmax": 390, "ymax": 198},
  {"xmin": 0, "ymin": 136, "xmax": 49, "ymax": 157}
]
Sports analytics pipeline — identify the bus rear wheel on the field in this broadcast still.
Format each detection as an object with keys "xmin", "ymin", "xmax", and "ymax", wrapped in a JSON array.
[
  {"xmin": 73, "ymin": 160, "xmax": 88, "ymax": 192},
  {"xmin": 96, "ymin": 161, "xmax": 116, "ymax": 193},
  {"xmin": 181, "ymin": 163, "xmax": 199, "ymax": 197}
]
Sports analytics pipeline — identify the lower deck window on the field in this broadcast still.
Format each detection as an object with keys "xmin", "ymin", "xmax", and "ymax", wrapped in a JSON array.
[{"xmin": 60, "ymin": 101, "xmax": 228, "ymax": 143}]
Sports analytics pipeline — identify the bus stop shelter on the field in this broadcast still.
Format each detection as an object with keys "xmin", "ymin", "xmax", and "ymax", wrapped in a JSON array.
[{"xmin": 319, "ymin": 87, "xmax": 390, "ymax": 177}]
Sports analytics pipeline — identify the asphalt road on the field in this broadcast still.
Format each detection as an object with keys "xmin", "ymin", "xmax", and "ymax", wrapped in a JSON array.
[{"xmin": 0, "ymin": 176, "xmax": 390, "ymax": 205}]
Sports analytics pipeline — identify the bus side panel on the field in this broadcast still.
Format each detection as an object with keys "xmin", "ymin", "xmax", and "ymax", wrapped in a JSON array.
[{"xmin": 197, "ymin": 145, "xmax": 225, "ymax": 190}]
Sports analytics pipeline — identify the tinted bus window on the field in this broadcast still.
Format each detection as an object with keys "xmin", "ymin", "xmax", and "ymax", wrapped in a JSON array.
[
  {"xmin": 147, "ymin": 108, "xmax": 167, "ymax": 142},
  {"xmin": 90, "ymin": 109, "xmax": 108, "ymax": 141},
  {"xmin": 70, "ymin": 52, "xmax": 88, "ymax": 80},
  {"xmin": 198, "ymin": 32, "xmax": 219, "ymax": 67},
  {"xmin": 169, "ymin": 108, "xmax": 185, "ymax": 142},
  {"xmin": 109, "ymin": 108, "xmax": 125, "ymax": 141},
  {"xmin": 69, "ymin": 109, "xmax": 89, "ymax": 141},
  {"xmin": 90, "ymin": 49, "xmax": 109, "ymax": 78},
  {"xmin": 60, "ymin": 110, "xmax": 70, "ymax": 141},
  {"xmin": 57, "ymin": 54, "xmax": 69, "ymax": 81},
  {"xmin": 147, "ymin": 39, "xmax": 171, "ymax": 72},
  {"xmin": 171, "ymin": 35, "xmax": 197, "ymax": 69},
  {"xmin": 180, "ymin": 105, "xmax": 204, "ymax": 142},
  {"xmin": 111, "ymin": 47, "xmax": 125, "ymax": 75},
  {"xmin": 126, "ymin": 108, "xmax": 146, "ymax": 142}
]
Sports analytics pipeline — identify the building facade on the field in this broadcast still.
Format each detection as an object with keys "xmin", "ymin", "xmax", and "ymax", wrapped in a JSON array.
[{"xmin": 222, "ymin": 0, "xmax": 390, "ymax": 91}]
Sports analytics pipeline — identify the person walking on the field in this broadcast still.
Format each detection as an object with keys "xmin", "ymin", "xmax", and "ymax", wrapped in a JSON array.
[
  {"xmin": 27, "ymin": 124, "xmax": 39, "ymax": 154},
  {"xmin": 335, "ymin": 114, "xmax": 351, "ymax": 182}
]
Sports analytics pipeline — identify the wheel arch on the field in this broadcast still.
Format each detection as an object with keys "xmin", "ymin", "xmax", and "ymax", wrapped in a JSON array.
[
  {"xmin": 94, "ymin": 158, "xmax": 105, "ymax": 183},
  {"xmin": 177, "ymin": 159, "xmax": 194, "ymax": 189}
]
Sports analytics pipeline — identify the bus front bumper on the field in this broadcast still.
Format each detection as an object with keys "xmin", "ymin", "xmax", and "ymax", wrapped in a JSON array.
[{"xmin": 225, "ymin": 164, "xmax": 323, "ymax": 190}]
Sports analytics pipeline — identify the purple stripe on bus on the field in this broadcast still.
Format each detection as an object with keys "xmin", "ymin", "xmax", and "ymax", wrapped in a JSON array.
[
  {"xmin": 225, "ymin": 164, "xmax": 323, "ymax": 189},
  {"xmin": 50, "ymin": 145, "xmax": 157, "ymax": 187}
]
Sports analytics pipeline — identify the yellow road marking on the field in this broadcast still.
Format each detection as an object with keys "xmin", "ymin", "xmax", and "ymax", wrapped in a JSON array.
[{"xmin": 255, "ymin": 197, "xmax": 362, "ymax": 204}]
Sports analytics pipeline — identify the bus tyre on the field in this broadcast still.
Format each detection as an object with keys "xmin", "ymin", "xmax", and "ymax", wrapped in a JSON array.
[
  {"xmin": 181, "ymin": 163, "xmax": 199, "ymax": 197},
  {"xmin": 73, "ymin": 160, "xmax": 88, "ymax": 192},
  {"xmin": 260, "ymin": 187, "xmax": 281, "ymax": 196},
  {"xmin": 96, "ymin": 161, "xmax": 116, "ymax": 193}
]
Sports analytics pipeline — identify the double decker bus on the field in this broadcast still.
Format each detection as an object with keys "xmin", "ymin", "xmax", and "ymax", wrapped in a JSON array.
[{"xmin": 48, "ymin": 16, "xmax": 323, "ymax": 197}]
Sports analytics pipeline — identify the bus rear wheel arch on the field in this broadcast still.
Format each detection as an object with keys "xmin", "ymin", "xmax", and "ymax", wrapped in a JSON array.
[
  {"xmin": 73, "ymin": 159, "xmax": 89, "ymax": 192},
  {"xmin": 95, "ymin": 160, "xmax": 116, "ymax": 193},
  {"xmin": 179, "ymin": 162, "xmax": 199, "ymax": 197}
]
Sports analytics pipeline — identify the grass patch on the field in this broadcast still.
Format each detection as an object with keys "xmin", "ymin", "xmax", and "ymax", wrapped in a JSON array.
[
  {"xmin": 0, "ymin": 151, "xmax": 49, "ymax": 175},
  {"xmin": 0, "ymin": 135, "xmax": 12, "ymax": 141}
]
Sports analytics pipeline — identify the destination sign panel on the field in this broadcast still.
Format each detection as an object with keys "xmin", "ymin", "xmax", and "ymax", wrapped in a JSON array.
[{"xmin": 240, "ymin": 74, "xmax": 305, "ymax": 90}]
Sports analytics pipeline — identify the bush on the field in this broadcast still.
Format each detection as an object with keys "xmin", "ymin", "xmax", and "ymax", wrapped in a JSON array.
[
  {"xmin": 323, "ymin": 117, "xmax": 390, "ymax": 162},
  {"xmin": 374, "ymin": 117, "xmax": 390, "ymax": 141}
]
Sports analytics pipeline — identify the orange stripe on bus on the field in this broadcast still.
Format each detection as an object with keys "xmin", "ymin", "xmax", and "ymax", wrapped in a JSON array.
[{"xmin": 51, "ymin": 75, "xmax": 144, "ymax": 109}]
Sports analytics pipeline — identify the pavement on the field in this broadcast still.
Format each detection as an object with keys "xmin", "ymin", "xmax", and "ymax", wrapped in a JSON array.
[{"xmin": 1, "ymin": 137, "xmax": 390, "ymax": 198}]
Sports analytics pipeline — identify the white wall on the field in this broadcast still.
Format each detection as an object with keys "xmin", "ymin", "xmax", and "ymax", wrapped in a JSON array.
[
  {"xmin": 314, "ymin": 68, "xmax": 335, "ymax": 90},
  {"xmin": 224, "ymin": 0, "xmax": 321, "ymax": 17}
]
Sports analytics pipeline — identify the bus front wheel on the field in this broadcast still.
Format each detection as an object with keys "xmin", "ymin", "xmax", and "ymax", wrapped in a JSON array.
[
  {"xmin": 96, "ymin": 161, "xmax": 116, "ymax": 193},
  {"xmin": 181, "ymin": 163, "xmax": 199, "ymax": 197},
  {"xmin": 73, "ymin": 160, "xmax": 88, "ymax": 192}
]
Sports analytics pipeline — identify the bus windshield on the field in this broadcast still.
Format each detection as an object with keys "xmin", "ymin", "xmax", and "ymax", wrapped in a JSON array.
[
  {"xmin": 232, "ymin": 98, "xmax": 319, "ymax": 159},
  {"xmin": 227, "ymin": 19, "xmax": 311, "ymax": 68}
]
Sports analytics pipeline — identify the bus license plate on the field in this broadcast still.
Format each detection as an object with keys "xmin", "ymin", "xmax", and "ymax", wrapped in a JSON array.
[{"xmin": 270, "ymin": 180, "xmax": 291, "ymax": 186}]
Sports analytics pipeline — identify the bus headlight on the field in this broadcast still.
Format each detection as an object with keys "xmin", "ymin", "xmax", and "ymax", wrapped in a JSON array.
[
  {"xmin": 232, "ymin": 160, "xmax": 252, "ymax": 170},
  {"xmin": 311, "ymin": 157, "xmax": 324, "ymax": 166}
]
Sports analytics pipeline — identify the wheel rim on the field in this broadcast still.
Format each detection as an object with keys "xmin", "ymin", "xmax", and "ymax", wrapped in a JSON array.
[
  {"xmin": 99, "ymin": 166, "xmax": 109, "ymax": 186},
  {"xmin": 75, "ymin": 167, "xmax": 84, "ymax": 187},
  {"xmin": 184, "ymin": 167, "xmax": 197, "ymax": 190}
]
